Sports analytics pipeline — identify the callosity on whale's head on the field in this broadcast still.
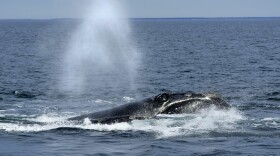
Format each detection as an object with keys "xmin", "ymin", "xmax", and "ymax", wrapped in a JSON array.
[{"xmin": 152, "ymin": 92, "xmax": 230, "ymax": 114}]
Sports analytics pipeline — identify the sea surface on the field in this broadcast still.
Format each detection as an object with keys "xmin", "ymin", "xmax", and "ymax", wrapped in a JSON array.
[{"xmin": 0, "ymin": 18, "xmax": 280, "ymax": 155}]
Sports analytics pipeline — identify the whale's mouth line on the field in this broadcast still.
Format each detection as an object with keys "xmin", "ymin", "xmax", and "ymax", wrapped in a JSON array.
[{"xmin": 157, "ymin": 96, "xmax": 211, "ymax": 115}]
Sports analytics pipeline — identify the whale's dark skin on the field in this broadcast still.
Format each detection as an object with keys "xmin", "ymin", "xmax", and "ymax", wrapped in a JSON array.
[{"xmin": 68, "ymin": 92, "xmax": 230, "ymax": 124}]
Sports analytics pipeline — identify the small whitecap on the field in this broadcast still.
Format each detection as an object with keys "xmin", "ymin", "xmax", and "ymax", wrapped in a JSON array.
[
  {"xmin": 28, "ymin": 114, "xmax": 69, "ymax": 123},
  {"xmin": 94, "ymin": 99, "xmax": 112, "ymax": 104},
  {"xmin": 122, "ymin": 96, "xmax": 134, "ymax": 102},
  {"xmin": 261, "ymin": 117, "xmax": 279, "ymax": 121}
]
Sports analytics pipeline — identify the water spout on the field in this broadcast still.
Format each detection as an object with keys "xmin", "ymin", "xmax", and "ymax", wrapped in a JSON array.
[{"xmin": 61, "ymin": 0, "xmax": 140, "ymax": 95}]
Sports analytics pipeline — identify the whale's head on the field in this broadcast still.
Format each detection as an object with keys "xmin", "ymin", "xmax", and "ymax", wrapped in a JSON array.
[{"xmin": 152, "ymin": 92, "xmax": 230, "ymax": 114}]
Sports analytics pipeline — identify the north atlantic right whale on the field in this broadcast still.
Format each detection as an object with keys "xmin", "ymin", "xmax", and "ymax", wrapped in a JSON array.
[{"xmin": 69, "ymin": 92, "xmax": 230, "ymax": 124}]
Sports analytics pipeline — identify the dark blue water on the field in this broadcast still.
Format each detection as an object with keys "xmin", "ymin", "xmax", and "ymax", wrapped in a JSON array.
[{"xmin": 0, "ymin": 18, "xmax": 280, "ymax": 155}]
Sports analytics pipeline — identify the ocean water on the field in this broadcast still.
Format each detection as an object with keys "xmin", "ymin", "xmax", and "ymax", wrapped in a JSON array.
[{"xmin": 0, "ymin": 18, "xmax": 280, "ymax": 155}]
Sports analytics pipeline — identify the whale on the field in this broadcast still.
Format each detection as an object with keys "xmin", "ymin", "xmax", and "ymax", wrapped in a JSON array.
[{"xmin": 68, "ymin": 92, "xmax": 230, "ymax": 124}]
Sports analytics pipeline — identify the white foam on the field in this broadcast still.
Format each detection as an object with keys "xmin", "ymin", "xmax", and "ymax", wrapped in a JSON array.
[
  {"xmin": 0, "ymin": 123, "xmax": 64, "ymax": 132},
  {"xmin": 260, "ymin": 117, "xmax": 280, "ymax": 128},
  {"xmin": 94, "ymin": 99, "xmax": 112, "ymax": 104},
  {"xmin": 83, "ymin": 118, "xmax": 92, "ymax": 125},
  {"xmin": 261, "ymin": 117, "xmax": 279, "ymax": 121},
  {"xmin": 0, "ymin": 107, "xmax": 245, "ymax": 138},
  {"xmin": 122, "ymin": 96, "xmax": 134, "ymax": 102},
  {"xmin": 28, "ymin": 114, "xmax": 69, "ymax": 123}
]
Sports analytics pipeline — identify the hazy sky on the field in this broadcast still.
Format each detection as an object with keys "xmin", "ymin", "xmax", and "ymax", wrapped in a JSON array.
[{"xmin": 0, "ymin": 0, "xmax": 280, "ymax": 19}]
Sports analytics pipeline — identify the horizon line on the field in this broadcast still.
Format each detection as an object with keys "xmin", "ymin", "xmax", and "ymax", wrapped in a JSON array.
[{"xmin": 0, "ymin": 16, "xmax": 280, "ymax": 20}]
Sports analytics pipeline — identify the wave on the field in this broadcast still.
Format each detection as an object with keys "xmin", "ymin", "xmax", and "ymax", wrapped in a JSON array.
[{"xmin": 0, "ymin": 107, "xmax": 247, "ymax": 138}]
